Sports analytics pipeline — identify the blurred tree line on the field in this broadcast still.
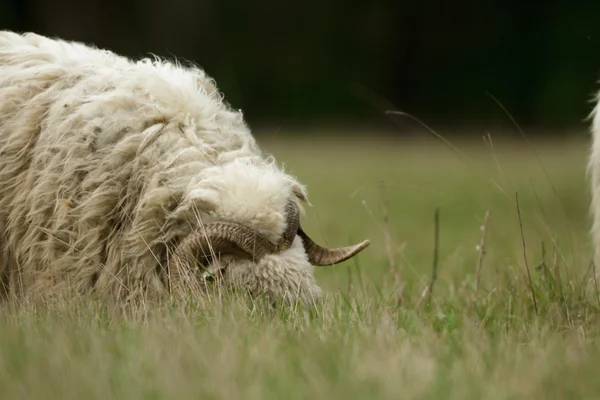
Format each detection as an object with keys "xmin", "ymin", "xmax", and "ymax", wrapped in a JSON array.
[{"xmin": 1, "ymin": 0, "xmax": 600, "ymax": 136}]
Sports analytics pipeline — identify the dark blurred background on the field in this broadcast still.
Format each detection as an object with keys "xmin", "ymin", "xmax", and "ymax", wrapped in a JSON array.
[{"xmin": 1, "ymin": 0, "xmax": 599, "ymax": 138}]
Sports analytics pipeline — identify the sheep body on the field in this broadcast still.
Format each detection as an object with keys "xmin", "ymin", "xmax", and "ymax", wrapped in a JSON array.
[{"xmin": 0, "ymin": 31, "xmax": 320, "ymax": 304}]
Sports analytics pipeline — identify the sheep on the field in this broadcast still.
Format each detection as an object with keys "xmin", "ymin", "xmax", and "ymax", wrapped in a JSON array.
[{"xmin": 0, "ymin": 31, "xmax": 370, "ymax": 305}]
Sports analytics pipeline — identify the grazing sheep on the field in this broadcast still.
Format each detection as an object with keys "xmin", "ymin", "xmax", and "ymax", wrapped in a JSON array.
[{"xmin": 0, "ymin": 31, "xmax": 370, "ymax": 305}]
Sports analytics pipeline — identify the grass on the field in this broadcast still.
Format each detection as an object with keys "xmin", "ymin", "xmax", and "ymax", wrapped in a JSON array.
[{"xmin": 1, "ymin": 132, "xmax": 599, "ymax": 399}]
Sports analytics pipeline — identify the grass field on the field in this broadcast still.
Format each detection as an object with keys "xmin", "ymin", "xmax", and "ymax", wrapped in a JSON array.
[{"xmin": 1, "ymin": 133, "xmax": 599, "ymax": 399}]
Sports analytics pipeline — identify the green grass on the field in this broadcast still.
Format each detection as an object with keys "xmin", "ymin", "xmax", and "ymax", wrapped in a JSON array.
[{"xmin": 1, "ymin": 134, "xmax": 599, "ymax": 399}]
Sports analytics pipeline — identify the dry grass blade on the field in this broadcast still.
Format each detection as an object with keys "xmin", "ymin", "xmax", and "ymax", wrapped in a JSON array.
[
  {"xmin": 418, "ymin": 207, "xmax": 440, "ymax": 307},
  {"xmin": 515, "ymin": 192, "xmax": 539, "ymax": 315},
  {"xmin": 537, "ymin": 241, "xmax": 554, "ymax": 302},
  {"xmin": 380, "ymin": 182, "xmax": 400, "ymax": 283},
  {"xmin": 385, "ymin": 110, "xmax": 471, "ymax": 163},
  {"xmin": 379, "ymin": 182, "xmax": 406, "ymax": 303},
  {"xmin": 475, "ymin": 210, "xmax": 491, "ymax": 293},
  {"xmin": 552, "ymin": 240, "xmax": 562, "ymax": 299},
  {"xmin": 551, "ymin": 240, "xmax": 573, "ymax": 327}
]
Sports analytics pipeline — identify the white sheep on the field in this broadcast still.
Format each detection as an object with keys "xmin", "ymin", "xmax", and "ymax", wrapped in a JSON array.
[{"xmin": 0, "ymin": 31, "xmax": 370, "ymax": 305}]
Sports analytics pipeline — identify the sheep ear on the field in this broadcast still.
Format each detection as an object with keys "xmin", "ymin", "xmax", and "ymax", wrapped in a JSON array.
[{"xmin": 292, "ymin": 183, "xmax": 310, "ymax": 205}]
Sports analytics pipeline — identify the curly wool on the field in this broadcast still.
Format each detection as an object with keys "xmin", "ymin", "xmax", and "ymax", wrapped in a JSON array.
[{"xmin": 0, "ymin": 31, "xmax": 318, "ymax": 304}]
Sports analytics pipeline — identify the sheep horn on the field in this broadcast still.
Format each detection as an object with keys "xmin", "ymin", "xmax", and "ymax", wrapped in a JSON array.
[
  {"xmin": 278, "ymin": 200, "xmax": 301, "ymax": 251},
  {"xmin": 170, "ymin": 221, "xmax": 277, "ymax": 278},
  {"xmin": 170, "ymin": 200, "xmax": 371, "ymax": 281},
  {"xmin": 282, "ymin": 200, "xmax": 371, "ymax": 266}
]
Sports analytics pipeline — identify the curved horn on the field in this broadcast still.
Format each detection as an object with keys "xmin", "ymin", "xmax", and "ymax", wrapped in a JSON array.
[
  {"xmin": 298, "ymin": 227, "xmax": 370, "ymax": 266},
  {"xmin": 170, "ymin": 221, "xmax": 277, "ymax": 279},
  {"xmin": 279, "ymin": 200, "xmax": 301, "ymax": 251},
  {"xmin": 282, "ymin": 200, "xmax": 370, "ymax": 266},
  {"xmin": 169, "ymin": 199, "xmax": 371, "ymax": 285}
]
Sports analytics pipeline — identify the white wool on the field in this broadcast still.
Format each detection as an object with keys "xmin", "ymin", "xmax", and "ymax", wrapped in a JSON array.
[
  {"xmin": 589, "ymin": 92, "xmax": 600, "ymax": 270},
  {"xmin": 0, "ymin": 31, "xmax": 316, "ymax": 304},
  {"xmin": 185, "ymin": 158, "xmax": 304, "ymax": 243}
]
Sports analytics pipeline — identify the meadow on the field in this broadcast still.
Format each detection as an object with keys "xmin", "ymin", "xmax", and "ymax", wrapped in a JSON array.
[{"xmin": 0, "ymin": 131, "xmax": 598, "ymax": 399}]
